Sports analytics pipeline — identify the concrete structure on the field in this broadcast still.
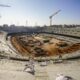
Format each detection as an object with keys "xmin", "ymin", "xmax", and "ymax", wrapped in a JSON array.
[
  {"xmin": 40, "ymin": 26, "xmax": 80, "ymax": 37},
  {"xmin": 0, "ymin": 59, "xmax": 80, "ymax": 80}
]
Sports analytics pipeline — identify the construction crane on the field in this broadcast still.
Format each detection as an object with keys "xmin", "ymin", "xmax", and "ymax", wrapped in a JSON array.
[
  {"xmin": 49, "ymin": 10, "xmax": 61, "ymax": 26},
  {"xmin": 0, "ymin": 15, "xmax": 1, "ymax": 18},
  {"xmin": 0, "ymin": 4, "xmax": 11, "ymax": 18},
  {"xmin": 0, "ymin": 4, "xmax": 11, "ymax": 7}
]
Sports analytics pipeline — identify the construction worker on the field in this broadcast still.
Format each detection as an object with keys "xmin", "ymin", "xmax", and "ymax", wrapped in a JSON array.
[
  {"xmin": 55, "ymin": 74, "xmax": 74, "ymax": 80},
  {"xmin": 24, "ymin": 56, "xmax": 35, "ymax": 75}
]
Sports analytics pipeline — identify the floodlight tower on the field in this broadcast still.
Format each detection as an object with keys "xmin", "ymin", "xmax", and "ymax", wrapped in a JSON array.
[{"xmin": 49, "ymin": 10, "xmax": 61, "ymax": 26}]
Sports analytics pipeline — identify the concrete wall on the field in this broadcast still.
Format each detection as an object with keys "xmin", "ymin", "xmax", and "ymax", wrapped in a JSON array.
[{"xmin": 40, "ymin": 27, "xmax": 80, "ymax": 37}]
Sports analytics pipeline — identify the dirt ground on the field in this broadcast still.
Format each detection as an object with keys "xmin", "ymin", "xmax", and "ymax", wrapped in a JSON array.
[{"xmin": 11, "ymin": 34, "xmax": 80, "ymax": 57}]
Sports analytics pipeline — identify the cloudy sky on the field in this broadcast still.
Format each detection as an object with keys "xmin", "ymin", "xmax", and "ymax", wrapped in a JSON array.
[{"xmin": 0, "ymin": 0, "xmax": 80, "ymax": 26}]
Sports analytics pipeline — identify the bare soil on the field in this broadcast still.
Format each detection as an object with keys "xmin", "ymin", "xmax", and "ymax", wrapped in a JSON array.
[{"xmin": 11, "ymin": 35, "xmax": 80, "ymax": 57}]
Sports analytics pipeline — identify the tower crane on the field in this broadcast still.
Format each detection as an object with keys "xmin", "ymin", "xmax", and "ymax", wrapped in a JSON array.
[
  {"xmin": 0, "ymin": 4, "xmax": 11, "ymax": 7},
  {"xmin": 0, "ymin": 4, "xmax": 11, "ymax": 18},
  {"xmin": 49, "ymin": 10, "xmax": 61, "ymax": 26}
]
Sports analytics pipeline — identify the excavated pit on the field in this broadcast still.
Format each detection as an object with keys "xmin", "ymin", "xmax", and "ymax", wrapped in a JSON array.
[{"xmin": 10, "ymin": 34, "xmax": 80, "ymax": 57}]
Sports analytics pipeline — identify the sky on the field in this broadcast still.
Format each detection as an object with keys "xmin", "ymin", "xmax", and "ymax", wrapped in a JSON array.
[{"xmin": 0, "ymin": 0, "xmax": 80, "ymax": 26}]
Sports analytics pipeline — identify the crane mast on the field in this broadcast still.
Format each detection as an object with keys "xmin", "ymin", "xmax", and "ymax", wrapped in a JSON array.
[{"xmin": 49, "ymin": 10, "xmax": 61, "ymax": 26}]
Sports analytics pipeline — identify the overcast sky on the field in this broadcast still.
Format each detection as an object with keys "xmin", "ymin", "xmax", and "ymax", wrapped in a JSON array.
[{"xmin": 0, "ymin": 0, "xmax": 80, "ymax": 26}]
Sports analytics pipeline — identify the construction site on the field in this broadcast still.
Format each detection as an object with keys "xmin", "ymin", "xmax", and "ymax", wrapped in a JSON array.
[
  {"xmin": 10, "ymin": 33, "xmax": 80, "ymax": 58},
  {"xmin": 0, "ymin": 2, "xmax": 80, "ymax": 80},
  {"xmin": 0, "ymin": 27, "xmax": 80, "ymax": 80}
]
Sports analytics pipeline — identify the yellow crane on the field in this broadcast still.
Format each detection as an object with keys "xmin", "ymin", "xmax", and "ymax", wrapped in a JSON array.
[{"xmin": 49, "ymin": 10, "xmax": 61, "ymax": 26}]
